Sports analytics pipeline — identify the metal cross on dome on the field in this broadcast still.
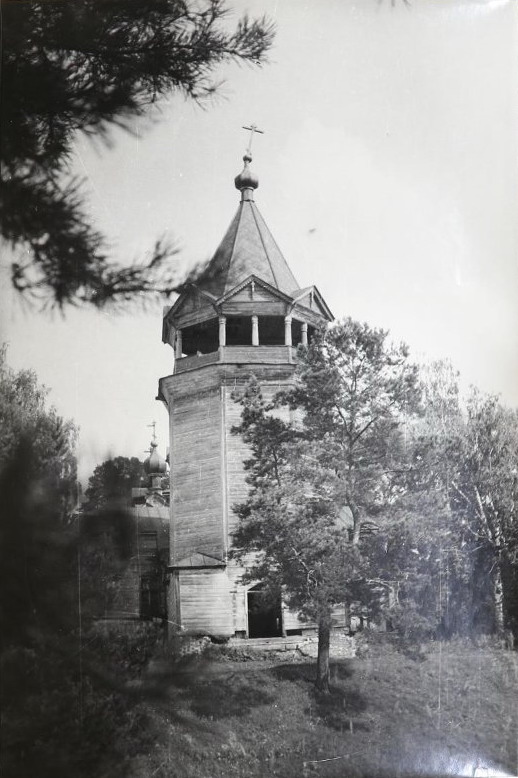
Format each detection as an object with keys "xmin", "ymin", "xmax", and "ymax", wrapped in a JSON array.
[
  {"xmin": 147, "ymin": 420, "xmax": 157, "ymax": 443},
  {"xmin": 242, "ymin": 124, "xmax": 264, "ymax": 155}
]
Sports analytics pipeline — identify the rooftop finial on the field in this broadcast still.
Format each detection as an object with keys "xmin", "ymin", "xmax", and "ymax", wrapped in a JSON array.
[
  {"xmin": 147, "ymin": 420, "xmax": 157, "ymax": 444},
  {"xmin": 235, "ymin": 124, "xmax": 264, "ymax": 201},
  {"xmin": 143, "ymin": 421, "xmax": 167, "ymax": 475},
  {"xmin": 242, "ymin": 123, "xmax": 264, "ymax": 156}
]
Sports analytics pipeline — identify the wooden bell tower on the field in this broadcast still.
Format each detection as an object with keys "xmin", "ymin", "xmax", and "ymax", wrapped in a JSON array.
[{"xmin": 158, "ymin": 139, "xmax": 333, "ymax": 638}]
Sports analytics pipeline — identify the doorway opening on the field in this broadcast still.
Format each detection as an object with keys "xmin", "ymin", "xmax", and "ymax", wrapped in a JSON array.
[{"xmin": 247, "ymin": 584, "xmax": 283, "ymax": 638}]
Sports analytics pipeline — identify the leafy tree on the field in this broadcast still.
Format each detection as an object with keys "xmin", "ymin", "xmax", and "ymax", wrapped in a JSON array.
[
  {"xmin": 0, "ymin": 343, "xmax": 78, "ymax": 648},
  {"xmin": 82, "ymin": 457, "xmax": 146, "ymax": 620},
  {"xmin": 387, "ymin": 361, "xmax": 474, "ymax": 641},
  {"xmin": 0, "ymin": 441, "xmax": 163, "ymax": 777},
  {"xmin": 403, "ymin": 364, "xmax": 518, "ymax": 641},
  {"xmin": 447, "ymin": 391, "xmax": 518, "ymax": 637},
  {"xmin": 0, "ymin": 344, "xmax": 78, "ymax": 522},
  {"xmin": 232, "ymin": 319, "xmax": 422, "ymax": 690},
  {"xmin": 0, "ymin": 349, "xmax": 169, "ymax": 774},
  {"xmin": 0, "ymin": 437, "xmax": 76, "ymax": 648},
  {"xmin": 1, "ymin": 0, "xmax": 274, "ymax": 309},
  {"xmin": 0, "ymin": 345, "xmax": 79, "ymax": 647},
  {"xmin": 85, "ymin": 456, "xmax": 145, "ymax": 509}
]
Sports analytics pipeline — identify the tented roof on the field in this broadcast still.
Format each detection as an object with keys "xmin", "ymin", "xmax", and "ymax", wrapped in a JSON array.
[{"xmin": 194, "ymin": 199, "xmax": 299, "ymax": 298}]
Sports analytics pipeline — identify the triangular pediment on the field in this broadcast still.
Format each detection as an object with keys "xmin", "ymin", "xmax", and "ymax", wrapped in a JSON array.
[
  {"xmin": 162, "ymin": 285, "xmax": 219, "ymax": 342},
  {"xmin": 218, "ymin": 275, "xmax": 294, "ymax": 306},
  {"xmin": 292, "ymin": 286, "xmax": 334, "ymax": 321},
  {"xmin": 169, "ymin": 285, "xmax": 217, "ymax": 317}
]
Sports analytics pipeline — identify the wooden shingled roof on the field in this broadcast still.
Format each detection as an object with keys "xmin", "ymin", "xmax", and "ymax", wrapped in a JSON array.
[{"xmin": 193, "ymin": 198, "xmax": 300, "ymax": 299}]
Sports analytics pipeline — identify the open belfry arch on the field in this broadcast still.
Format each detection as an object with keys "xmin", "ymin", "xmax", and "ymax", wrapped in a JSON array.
[{"xmin": 158, "ymin": 135, "xmax": 334, "ymax": 638}]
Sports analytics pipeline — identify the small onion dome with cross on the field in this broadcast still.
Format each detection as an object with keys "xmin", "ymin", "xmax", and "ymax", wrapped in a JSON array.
[
  {"xmin": 144, "ymin": 440, "xmax": 167, "ymax": 475},
  {"xmin": 234, "ymin": 152, "xmax": 258, "ymax": 199}
]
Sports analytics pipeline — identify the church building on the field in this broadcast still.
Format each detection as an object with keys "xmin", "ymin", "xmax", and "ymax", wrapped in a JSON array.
[{"xmin": 158, "ymin": 142, "xmax": 334, "ymax": 639}]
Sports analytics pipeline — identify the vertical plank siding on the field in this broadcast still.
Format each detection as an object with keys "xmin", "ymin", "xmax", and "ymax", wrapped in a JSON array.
[
  {"xmin": 178, "ymin": 569, "xmax": 233, "ymax": 634},
  {"xmin": 164, "ymin": 361, "xmax": 341, "ymax": 637},
  {"xmin": 169, "ymin": 381, "xmax": 224, "ymax": 563}
]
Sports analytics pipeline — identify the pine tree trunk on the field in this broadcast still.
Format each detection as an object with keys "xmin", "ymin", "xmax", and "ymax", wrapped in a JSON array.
[{"xmin": 316, "ymin": 617, "xmax": 331, "ymax": 693}]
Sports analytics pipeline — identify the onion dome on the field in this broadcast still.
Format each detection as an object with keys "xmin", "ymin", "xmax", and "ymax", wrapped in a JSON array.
[
  {"xmin": 234, "ymin": 152, "xmax": 258, "ymax": 199},
  {"xmin": 143, "ymin": 440, "xmax": 167, "ymax": 475}
]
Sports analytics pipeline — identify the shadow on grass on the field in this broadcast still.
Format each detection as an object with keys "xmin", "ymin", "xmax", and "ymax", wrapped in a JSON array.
[
  {"xmin": 310, "ymin": 685, "xmax": 368, "ymax": 731},
  {"xmin": 270, "ymin": 660, "xmax": 355, "ymax": 684},
  {"xmin": 269, "ymin": 662, "xmax": 368, "ymax": 732},
  {"xmin": 190, "ymin": 683, "xmax": 274, "ymax": 719},
  {"xmin": 270, "ymin": 663, "xmax": 316, "ymax": 683},
  {"xmin": 187, "ymin": 678, "xmax": 275, "ymax": 719}
]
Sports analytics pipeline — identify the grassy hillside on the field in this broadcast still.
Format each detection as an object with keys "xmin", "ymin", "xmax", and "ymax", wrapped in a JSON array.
[{"xmin": 123, "ymin": 639, "xmax": 517, "ymax": 778}]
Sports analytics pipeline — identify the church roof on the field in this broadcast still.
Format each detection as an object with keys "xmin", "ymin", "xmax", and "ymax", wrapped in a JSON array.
[
  {"xmin": 193, "ymin": 155, "xmax": 299, "ymax": 298},
  {"xmin": 161, "ymin": 149, "xmax": 335, "ymax": 344}
]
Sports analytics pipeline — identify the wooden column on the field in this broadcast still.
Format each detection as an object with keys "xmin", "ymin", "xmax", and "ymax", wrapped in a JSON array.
[
  {"xmin": 251, "ymin": 315, "xmax": 259, "ymax": 346},
  {"xmin": 284, "ymin": 315, "xmax": 292, "ymax": 347},
  {"xmin": 301, "ymin": 322, "xmax": 308, "ymax": 347},
  {"xmin": 218, "ymin": 316, "xmax": 226, "ymax": 347},
  {"xmin": 175, "ymin": 329, "xmax": 183, "ymax": 359}
]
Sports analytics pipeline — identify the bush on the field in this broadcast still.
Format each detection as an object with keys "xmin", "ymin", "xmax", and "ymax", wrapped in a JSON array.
[
  {"xmin": 88, "ymin": 620, "xmax": 165, "ymax": 678},
  {"xmin": 1, "ymin": 623, "xmax": 165, "ymax": 777}
]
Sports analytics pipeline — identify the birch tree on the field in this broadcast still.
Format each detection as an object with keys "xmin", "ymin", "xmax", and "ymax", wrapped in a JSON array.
[
  {"xmin": 411, "ymin": 364, "xmax": 518, "ymax": 639},
  {"xmin": 449, "ymin": 391, "xmax": 518, "ymax": 636}
]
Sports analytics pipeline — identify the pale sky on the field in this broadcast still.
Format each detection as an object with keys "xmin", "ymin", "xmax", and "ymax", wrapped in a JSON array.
[{"xmin": 2, "ymin": 0, "xmax": 517, "ymax": 483}]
